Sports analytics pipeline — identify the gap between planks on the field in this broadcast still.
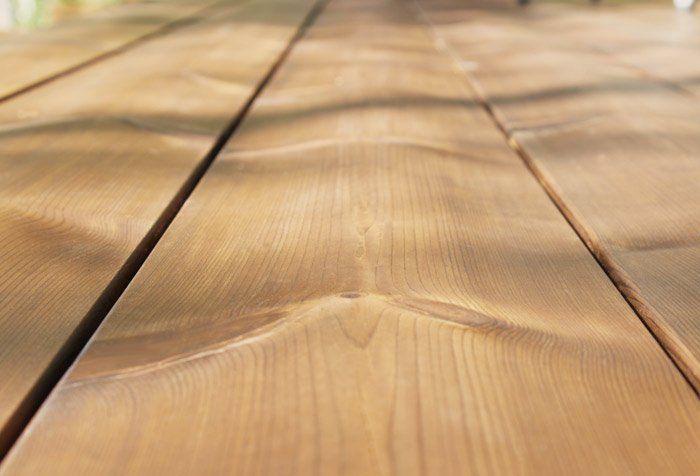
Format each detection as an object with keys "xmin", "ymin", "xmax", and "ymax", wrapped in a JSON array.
[
  {"xmin": 0, "ymin": 0, "xmax": 328, "ymax": 461},
  {"xmin": 411, "ymin": 0, "xmax": 699, "ymax": 395}
]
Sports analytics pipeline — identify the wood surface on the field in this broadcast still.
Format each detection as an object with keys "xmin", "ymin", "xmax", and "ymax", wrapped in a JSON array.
[
  {"xmin": 419, "ymin": 0, "xmax": 700, "ymax": 391},
  {"xmin": 3, "ymin": 0, "xmax": 698, "ymax": 473},
  {"xmin": 0, "ymin": 0, "xmax": 215, "ymax": 101},
  {"xmin": 532, "ymin": 4, "xmax": 700, "ymax": 97},
  {"xmin": 0, "ymin": 0, "xmax": 316, "ymax": 453}
]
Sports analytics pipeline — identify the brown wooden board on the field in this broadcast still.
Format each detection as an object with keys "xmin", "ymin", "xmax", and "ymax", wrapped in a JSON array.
[
  {"xmin": 3, "ymin": 0, "xmax": 698, "ymax": 473},
  {"xmin": 0, "ymin": 0, "xmax": 317, "ymax": 453}
]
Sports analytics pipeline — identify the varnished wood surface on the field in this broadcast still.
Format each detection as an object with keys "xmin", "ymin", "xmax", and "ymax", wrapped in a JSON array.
[
  {"xmin": 0, "ymin": 0, "xmax": 316, "ymax": 452},
  {"xmin": 0, "ymin": 0, "xmax": 214, "ymax": 101},
  {"xmin": 419, "ymin": 0, "xmax": 700, "ymax": 392},
  {"xmin": 3, "ymin": 0, "xmax": 698, "ymax": 473}
]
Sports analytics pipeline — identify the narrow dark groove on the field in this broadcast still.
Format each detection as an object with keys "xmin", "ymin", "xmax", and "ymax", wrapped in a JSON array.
[
  {"xmin": 464, "ymin": 77, "xmax": 700, "ymax": 397},
  {"xmin": 0, "ymin": 0, "xmax": 224, "ymax": 104},
  {"xmin": 411, "ymin": 0, "xmax": 698, "ymax": 396},
  {"xmin": 0, "ymin": 0, "xmax": 329, "ymax": 461}
]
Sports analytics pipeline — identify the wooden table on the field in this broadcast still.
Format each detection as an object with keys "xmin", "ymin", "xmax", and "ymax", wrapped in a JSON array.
[{"xmin": 0, "ymin": 0, "xmax": 698, "ymax": 473}]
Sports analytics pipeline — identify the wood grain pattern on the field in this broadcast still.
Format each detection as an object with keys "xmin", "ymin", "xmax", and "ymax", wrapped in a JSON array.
[
  {"xmin": 0, "ymin": 0, "xmax": 215, "ymax": 101},
  {"xmin": 0, "ymin": 0, "xmax": 315, "ymax": 452},
  {"xmin": 3, "ymin": 0, "xmax": 698, "ymax": 473},
  {"xmin": 419, "ymin": 0, "xmax": 700, "ymax": 392}
]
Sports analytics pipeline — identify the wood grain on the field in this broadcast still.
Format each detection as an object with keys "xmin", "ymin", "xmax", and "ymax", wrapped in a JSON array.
[
  {"xmin": 419, "ymin": 0, "xmax": 700, "ymax": 392},
  {"xmin": 0, "ymin": 0, "xmax": 316, "ymax": 452},
  {"xmin": 3, "ymin": 0, "xmax": 698, "ymax": 473},
  {"xmin": 0, "ymin": 0, "xmax": 215, "ymax": 101}
]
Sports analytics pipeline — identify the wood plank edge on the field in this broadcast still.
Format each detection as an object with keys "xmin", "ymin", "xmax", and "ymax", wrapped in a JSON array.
[
  {"xmin": 513, "ymin": 143, "xmax": 700, "ymax": 395},
  {"xmin": 0, "ymin": 0, "xmax": 328, "ymax": 460},
  {"xmin": 411, "ymin": 2, "xmax": 700, "ymax": 396}
]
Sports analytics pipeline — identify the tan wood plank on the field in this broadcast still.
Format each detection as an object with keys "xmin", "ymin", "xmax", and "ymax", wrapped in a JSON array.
[
  {"xmin": 3, "ymin": 0, "xmax": 698, "ymax": 473},
  {"xmin": 0, "ymin": 0, "xmax": 218, "ymax": 101},
  {"xmin": 0, "ymin": 0, "xmax": 317, "ymax": 453},
  {"xmin": 419, "ymin": 0, "xmax": 700, "ymax": 392},
  {"xmin": 525, "ymin": 4, "xmax": 700, "ymax": 97}
]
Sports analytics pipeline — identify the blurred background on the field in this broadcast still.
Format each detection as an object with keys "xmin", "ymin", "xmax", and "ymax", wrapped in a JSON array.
[
  {"xmin": 0, "ymin": 0, "xmax": 137, "ymax": 30},
  {"xmin": 0, "ymin": 0, "xmax": 690, "ymax": 32}
]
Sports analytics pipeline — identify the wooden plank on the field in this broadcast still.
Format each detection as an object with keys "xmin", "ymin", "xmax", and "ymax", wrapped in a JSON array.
[
  {"xmin": 525, "ymin": 4, "xmax": 700, "ymax": 97},
  {"xmin": 419, "ymin": 0, "xmax": 700, "ymax": 392},
  {"xmin": 0, "ymin": 0, "xmax": 217, "ymax": 101},
  {"xmin": 0, "ymin": 0, "xmax": 317, "ymax": 453},
  {"xmin": 3, "ymin": 0, "xmax": 698, "ymax": 473}
]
